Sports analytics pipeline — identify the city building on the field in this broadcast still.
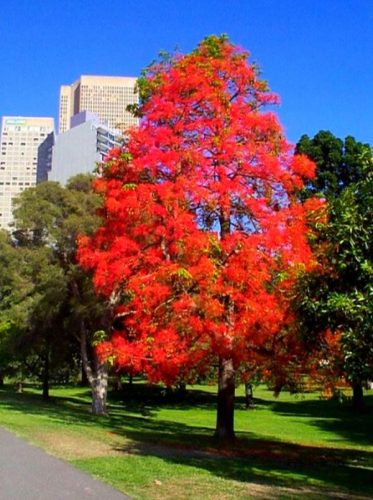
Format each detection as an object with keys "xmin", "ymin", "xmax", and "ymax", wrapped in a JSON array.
[
  {"xmin": 36, "ymin": 132, "xmax": 54, "ymax": 183},
  {"xmin": 58, "ymin": 75, "xmax": 138, "ymax": 134},
  {"xmin": 0, "ymin": 116, "xmax": 55, "ymax": 229},
  {"xmin": 48, "ymin": 111, "xmax": 123, "ymax": 185}
]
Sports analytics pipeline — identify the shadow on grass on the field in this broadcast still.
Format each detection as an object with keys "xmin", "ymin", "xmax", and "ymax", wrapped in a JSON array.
[
  {"xmin": 110, "ymin": 441, "xmax": 373, "ymax": 497},
  {"xmin": 110, "ymin": 383, "xmax": 220, "ymax": 415},
  {"xmin": 267, "ymin": 394, "xmax": 373, "ymax": 448},
  {"xmin": 0, "ymin": 385, "xmax": 372, "ymax": 497}
]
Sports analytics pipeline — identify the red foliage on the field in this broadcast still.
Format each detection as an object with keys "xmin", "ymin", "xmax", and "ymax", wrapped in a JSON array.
[{"xmin": 78, "ymin": 36, "xmax": 317, "ymax": 386}]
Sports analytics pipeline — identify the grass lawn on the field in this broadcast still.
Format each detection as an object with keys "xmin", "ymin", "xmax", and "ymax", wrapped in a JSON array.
[{"xmin": 0, "ymin": 382, "xmax": 372, "ymax": 499}]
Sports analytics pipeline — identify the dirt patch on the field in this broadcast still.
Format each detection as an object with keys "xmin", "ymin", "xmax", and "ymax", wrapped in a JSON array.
[
  {"xmin": 141, "ymin": 477, "xmax": 370, "ymax": 499},
  {"xmin": 142, "ymin": 479, "xmax": 274, "ymax": 499},
  {"xmin": 32, "ymin": 430, "xmax": 125, "ymax": 460}
]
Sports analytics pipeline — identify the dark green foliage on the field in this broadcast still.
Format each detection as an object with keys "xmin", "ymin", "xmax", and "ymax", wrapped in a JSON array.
[
  {"xmin": 0, "ymin": 176, "xmax": 105, "ymax": 395},
  {"xmin": 296, "ymin": 130, "xmax": 369, "ymax": 198},
  {"xmin": 327, "ymin": 161, "xmax": 373, "ymax": 389},
  {"xmin": 294, "ymin": 135, "xmax": 373, "ymax": 405},
  {"xmin": 9, "ymin": 175, "xmax": 114, "ymax": 411},
  {"xmin": 0, "ymin": 230, "xmax": 24, "ymax": 380}
]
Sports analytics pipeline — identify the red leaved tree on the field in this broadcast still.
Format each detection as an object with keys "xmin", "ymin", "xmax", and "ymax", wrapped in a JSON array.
[{"xmin": 78, "ymin": 35, "xmax": 317, "ymax": 438}]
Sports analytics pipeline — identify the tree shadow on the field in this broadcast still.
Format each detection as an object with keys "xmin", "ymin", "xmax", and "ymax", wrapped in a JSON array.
[
  {"xmin": 111, "ymin": 438, "xmax": 373, "ymax": 497},
  {"xmin": 110, "ymin": 383, "xmax": 220, "ymax": 413},
  {"xmin": 268, "ymin": 394, "xmax": 373, "ymax": 448}
]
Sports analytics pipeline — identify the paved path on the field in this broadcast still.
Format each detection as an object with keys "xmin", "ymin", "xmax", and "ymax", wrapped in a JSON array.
[{"xmin": 0, "ymin": 427, "xmax": 129, "ymax": 499}]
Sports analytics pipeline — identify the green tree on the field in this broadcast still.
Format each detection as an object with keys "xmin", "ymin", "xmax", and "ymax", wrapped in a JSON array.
[
  {"xmin": 296, "ymin": 131, "xmax": 369, "ymax": 198},
  {"xmin": 11, "ymin": 175, "xmax": 112, "ymax": 413},
  {"xmin": 294, "ymin": 134, "xmax": 373, "ymax": 408},
  {"xmin": 0, "ymin": 232, "xmax": 55, "ymax": 389},
  {"xmin": 0, "ymin": 230, "xmax": 24, "ymax": 385},
  {"xmin": 18, "ymin": 247, "xmax": 70, "ymax": 399}
]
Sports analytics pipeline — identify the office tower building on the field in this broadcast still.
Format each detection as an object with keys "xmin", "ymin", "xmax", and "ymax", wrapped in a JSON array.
[
  {"xmin": 0, "ymin": 116, "xmax": 55, "ymax": 229},
  {"xmin": 58, "ymin": 75, "xmax": 138, "ymax": 134},
  {"xmin": 37, "ymin": 132, "xmax": 54, "ymax": 183},
  {"xmin": 49, "ymin": 111, "xmax": 123, "ymax": 185}
]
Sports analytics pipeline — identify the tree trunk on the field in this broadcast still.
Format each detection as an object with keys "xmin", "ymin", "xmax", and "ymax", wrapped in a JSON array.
[
  {"xmin": 245, "ymin": 383, "xmax": 254, "ymax": 409},
  {"xmin": 80, "ymin": 362, "xmax": 88, "ymax": 386},
  {"xmin": 42, "ymin": 350, "xmax": 50, "ymax": 401},
  {"xmin": 215, "ymin": 357, "xmax": 235, "ymax": 439},
  {"xmin": 352, "ymin": 379, "xmax": 364, "ymax": 411},
  {"xmin": 79, "ymin": 322, "xmax": 109, "ymax": 415},
  {"xmin": 0, "ymin": 374, "xmax": 4, "ymax": 387},
  {"xmin": 112, "ymin": 374, "xmax": 122, "ymax": 392},
  {"xmin": 177, "ymin": 382, "xmax": 187, "ymax": 397},
  {"xmin": 91, "ymin": 362, "xmax": 109, "ymax": 415}
]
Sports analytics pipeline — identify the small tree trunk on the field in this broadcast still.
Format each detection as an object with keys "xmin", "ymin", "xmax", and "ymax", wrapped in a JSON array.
[
  {"xmin": 79, "ymin": 323, "xmax": 109, "ymax": 416},
  {"xmin": 42, "ymin": 350, "xmax": 50, "ymax": 401},
  {"xmin": 245, "ymin": 383, "xmax": 254, "ymax": 409},
  {"xmin": 177, "ymin": 382, "xmax": 187, "ymax": 397},
  {"xmin": 112, "ymin": 374, "xmax": 122, "ymax": 392},
  {"xmin": 0, "ymin": 374, "xmax": 4, "ymax": 387},
  {"xmin": 80, "ymin": 362, "xmax": 88, "ymax": 386},
  {"xmin": 352, "ymin": 379, "xmax": 364, "ymax": 411},
  {"xmin": 215, "ymin": 357, "xmax": 235, "ymax": 439},
  {"xmin": 91, "ymin": 362, "xmax": 109, "ymax": 415}
]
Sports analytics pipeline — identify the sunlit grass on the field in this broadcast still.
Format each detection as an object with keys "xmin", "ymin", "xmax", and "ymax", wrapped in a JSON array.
[{"xmin": 0, "ymin": 382, "xmax": 372, "ymax": 499}]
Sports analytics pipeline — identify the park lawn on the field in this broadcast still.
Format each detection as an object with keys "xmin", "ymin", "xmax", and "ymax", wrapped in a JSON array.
[{"xmin": 0, "ymin": 382, "xmax": 372, "ymax": 499}]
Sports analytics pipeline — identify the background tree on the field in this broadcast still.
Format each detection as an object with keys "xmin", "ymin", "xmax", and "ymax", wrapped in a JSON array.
[
  {"xmin": 0, "ymin": 230, "xmax": 26, "ymax": 386},
  {"xmin": 296, "ymin": 131, "xmax": 369, "ymax": 198},
  {"xmin": 11, "ymin": 175, "xmax": 111, "ymax": 413},
  {"xmin": 294, "ymin": 133, "xmax": 373, "ymax": 408},
  {"xmin": 79, "ymin": 35, "xmax": 317, "ymax": 438}
]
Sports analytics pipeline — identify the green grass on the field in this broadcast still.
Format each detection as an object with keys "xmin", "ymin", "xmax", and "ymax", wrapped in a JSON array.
[{"xmin": 0, "ymin": 382, "xmax": 372, "ymax": 499}]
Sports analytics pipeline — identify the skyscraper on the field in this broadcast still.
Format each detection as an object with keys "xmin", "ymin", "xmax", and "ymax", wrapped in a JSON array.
[
  {"xmin": 0, "ymin": 116, "xmax": 55, "ymax": 229},
  {"xmin": 58, "ymin": 75, "xmax": 138, "ymax": 134},
  {"xmin": 36, "ymin": 132, "xmax": 54, "ymax": 183}
]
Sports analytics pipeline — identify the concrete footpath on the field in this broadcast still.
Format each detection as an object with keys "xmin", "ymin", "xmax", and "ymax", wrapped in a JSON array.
[{"xmin": 0, "ymin": 427, "xmax": 129, "ymax": 499}]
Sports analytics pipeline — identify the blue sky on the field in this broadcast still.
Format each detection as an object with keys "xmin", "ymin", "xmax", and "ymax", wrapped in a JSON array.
[{"xmin": 0, "ymin": 0, "xmax": 372, "ymax": 144}]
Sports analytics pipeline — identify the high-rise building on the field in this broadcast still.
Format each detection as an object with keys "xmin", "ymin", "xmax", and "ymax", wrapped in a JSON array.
[
  {"xmin": 49, "ymin": 111, "xmax": 123, "ymax": 185},
  {"xmin": 36, "ymin": 131, "xmax": 55, "ymax": 183},
  {"xmin": 58, "ymin": 75, "xmax": 138, "ymax": 134},
  {"xmin": 0, "ymin": 116, "xmax": 55, "ymax": 229}
]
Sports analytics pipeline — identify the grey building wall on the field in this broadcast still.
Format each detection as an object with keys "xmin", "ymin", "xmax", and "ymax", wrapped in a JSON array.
[
  {"xmin": 48, "ymin": 121, "xmax": 100, "ymax": 185},
  {"xmin": 49, "ymin": 112, "xmax": 124, "ymax": 186},
  {"xmin": 37, "ymin": 132, "xmax": 54, "ymax": 183}
]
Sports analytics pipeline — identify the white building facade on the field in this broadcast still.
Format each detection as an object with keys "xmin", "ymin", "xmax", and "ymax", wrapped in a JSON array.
[{"xmin": 0, "ymin": 116, "xmax": 54, "ymax": 229}]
